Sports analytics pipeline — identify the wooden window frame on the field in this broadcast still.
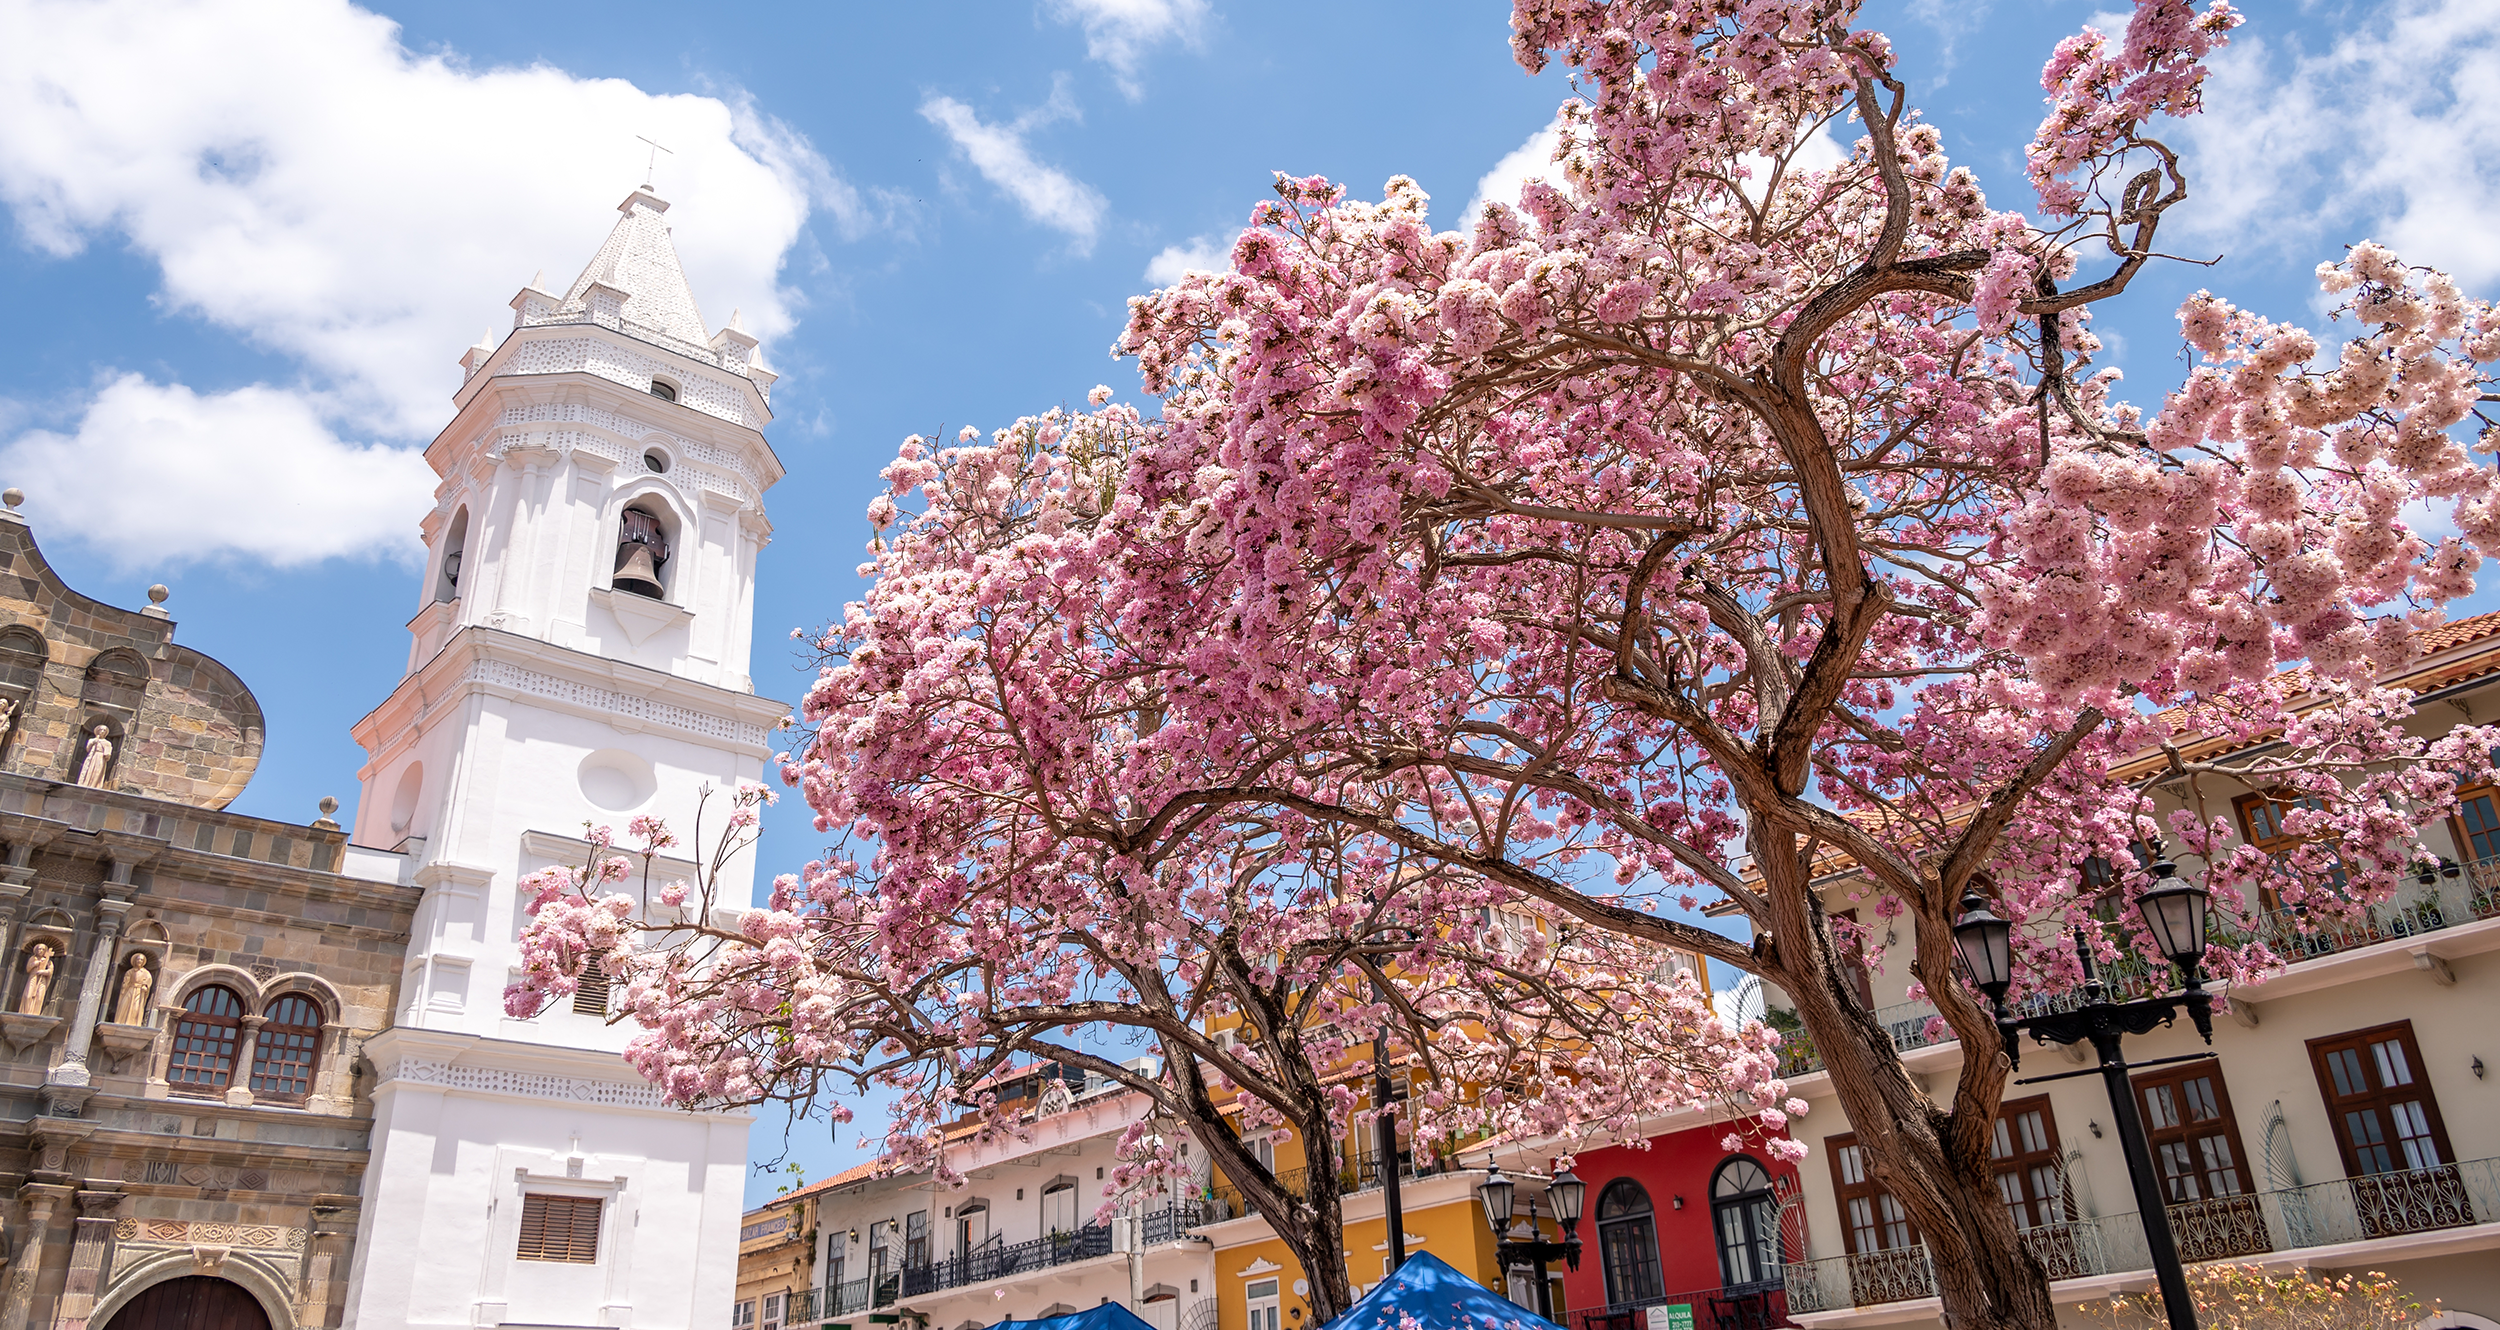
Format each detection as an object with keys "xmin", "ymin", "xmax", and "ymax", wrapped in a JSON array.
[
  {"xmin": 2448, "ymin": 785, "xmax": 2500, "ymax": 866},
  {"xmin": 1986, "ymin": 1096, "xmax": 2067, "ymax": 1232},
  {"xmin": 1710, "ymin": 1156, "xmax": 1780, "ymax": 1293},
  {"xmin": 167, "ymin": 985, "xmax": 245, "ymax": 1097},
  {"xmin": 2234, "ymin": 792, "xmax": 2350, "ymax": 908},
  {"xmin": 2307, "ymin": 1021, "xmax": 2458, "ymax": 1178},
  {"xmin": 248, "ymin": 992, "xmax": 324, "ymax": 1102},
  {"xmin": 1594, "ymin": 1177, "xmax": 1663, "ymax": 1306},
  {"xmin": 2133, "ymin": 1058, "xmax": 2256, "ymax": 1203},
  {"xmin": 516, "ymin": 1193, "xmax": 603, "ymax": 1263},
  {"xmin": 2133, "ymin": 1057, "xmax": 2269, "ymax": 1260},
  {"xmin": 1826, "ymin": 1134, "xmax": 1917, "ymax": 1255}
]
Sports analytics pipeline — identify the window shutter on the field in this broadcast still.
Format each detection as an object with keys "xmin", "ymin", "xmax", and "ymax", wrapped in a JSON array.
[
  {"xmin": 573, "ymin": 958, "xmax": 611, "ymax": 1017},
  {"xmin": 517, "ymin": 1194, "xmax": 603, "ymax": 1262}
]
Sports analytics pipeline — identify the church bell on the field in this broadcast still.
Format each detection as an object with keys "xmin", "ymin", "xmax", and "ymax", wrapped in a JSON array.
[{"xmin": 613, "ymin": 507, "xmax": 670, "ymax": 599}]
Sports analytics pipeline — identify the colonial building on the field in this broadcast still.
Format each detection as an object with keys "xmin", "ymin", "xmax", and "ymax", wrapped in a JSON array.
[
  {"xmin": 0, "ymin": 496, "xmax": 420, "ymax": 1330},
  {"xmin": 0, "ymin": 181, "xmax": 785, "ymax": 1330}
]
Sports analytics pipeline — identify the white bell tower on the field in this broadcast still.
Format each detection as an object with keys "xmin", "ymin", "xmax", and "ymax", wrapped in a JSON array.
[{"xmin": 340, "ymin": 188, "xmax": 783, "ymax": 1330}]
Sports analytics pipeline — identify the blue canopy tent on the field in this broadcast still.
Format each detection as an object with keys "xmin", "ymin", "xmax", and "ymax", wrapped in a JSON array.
[
  {"xmin": 989, "ymin": 1303, "xmax": 1165, "ymax": 1330},
  {"xmin": 1320, "ymin": 1253, "xmax": 1553, "ymax": 1330}
]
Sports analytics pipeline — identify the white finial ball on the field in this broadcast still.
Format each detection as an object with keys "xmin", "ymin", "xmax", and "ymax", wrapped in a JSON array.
[
  {"xmin": 147, "ymin": 584, "xmax": 169, "ymax": 605},
  {"xmin": 319, "ymin": 796, "xmax": 340, "ymax": 816},
  {"xmin": 2, "ymin": 489, "xmax": 20, "ymax": 510}
]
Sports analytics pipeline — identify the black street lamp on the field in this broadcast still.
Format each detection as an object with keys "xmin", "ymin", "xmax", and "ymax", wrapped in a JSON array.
[
  {"xmin": 1951, "ymin": 860, "xmax": 2216, "ymax": 1330},
  {"xmin": 1477, "ymin": 1163, "xmax": 1583, "ymax": 1322}
]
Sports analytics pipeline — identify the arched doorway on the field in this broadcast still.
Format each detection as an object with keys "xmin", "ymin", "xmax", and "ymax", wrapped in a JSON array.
[{"xmin": 100, "ymin": 1276, "xmax": 271, "ymax": 1330}]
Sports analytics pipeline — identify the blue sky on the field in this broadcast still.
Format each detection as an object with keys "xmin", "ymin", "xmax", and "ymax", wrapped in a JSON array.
[{"xmin": 1, "ymin": 0, "xmax": 2494, "ymax": 1201}]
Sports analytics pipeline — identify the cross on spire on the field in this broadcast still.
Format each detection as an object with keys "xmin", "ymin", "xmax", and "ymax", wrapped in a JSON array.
[{"xmin": 635, "ymin": 135, "xmax": 673, "ymax": 191}]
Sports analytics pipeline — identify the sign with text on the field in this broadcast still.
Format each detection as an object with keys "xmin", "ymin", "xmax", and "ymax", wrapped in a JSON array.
[{"xmin": 1646, "ymin": 1305, "xmax": 1694, "ymax": 1330}]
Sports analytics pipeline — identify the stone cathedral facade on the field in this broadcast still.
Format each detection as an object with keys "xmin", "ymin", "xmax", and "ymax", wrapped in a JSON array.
[
  {"xmin": 0, "ymin": 503, "xmax": 411, "ymax": 1330},
  {"xmin": 0, "ymin": 186, "xmax": 780, "ymax": 1330}
]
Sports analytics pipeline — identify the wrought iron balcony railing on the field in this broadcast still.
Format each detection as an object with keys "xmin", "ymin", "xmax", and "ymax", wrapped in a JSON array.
[
  {"xmin": 1781, "ymin": 1158, "xmax": 2499, "ymax": 1312},
  {"xmin": 897, "ymin": 1207, "xmax": 1202, "ymax": 1300}
]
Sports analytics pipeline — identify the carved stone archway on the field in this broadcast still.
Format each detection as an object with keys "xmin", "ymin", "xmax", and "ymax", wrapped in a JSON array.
[
  {"xmin": 95, "ymin": 1275, "xmax": 269, "ymax": 1330},
  {"xmin": 87, "ymin": 1248, "xmax": 296, "ymax": 1330}
]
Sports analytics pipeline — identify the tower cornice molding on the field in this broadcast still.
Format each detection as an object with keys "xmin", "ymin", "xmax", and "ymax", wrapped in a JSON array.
[
  {"xmin": 428, "ymin": 369, "xmax": 782, "ymax": 494},
  {"xmin": 350, "ymin": 626, "xmax": 789, "ymax": 767},
  {"xmin": 453, "ymin": 317, "xmax": 776, "ymax": 432}
]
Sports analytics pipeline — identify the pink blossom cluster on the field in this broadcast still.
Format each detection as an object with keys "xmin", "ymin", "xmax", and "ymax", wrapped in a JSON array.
[{"xmin": 535, "ymin": 2, "xmax": 2500, "ymax": 1222}]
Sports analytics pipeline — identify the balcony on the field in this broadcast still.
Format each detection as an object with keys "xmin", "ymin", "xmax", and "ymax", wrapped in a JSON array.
[
  {"xmin": 1781, "ymin": 1158, "xmax": 2500, "ymax": 1313},
  {"xmin": 897, "ymin": 1205, "xmax": 1203, "ymax": 1299},
  {"xmin": 1575, "ymin": 1285, "xmax": 1793, "ymax": 1330},
  {"xmin": 1772, "ymin": 869, "xmax": 2500, "ymax": 1078},
  {"xmin": 817, "ymin": 1274, "xmax": 898, "ymax": 1319},
  {"xmin": 1204, "ymin": 1153, "xmax": 1455, "ymax": 1221}
]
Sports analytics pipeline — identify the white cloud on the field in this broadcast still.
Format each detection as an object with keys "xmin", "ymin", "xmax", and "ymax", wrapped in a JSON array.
[
  {"xmin": 921, "ymin": 85, "xmax": 1108, "ymax": 253},
  {"xmin": 1049, "ymin": 0, "xmax": 1211, "ymax": 100},
  {"xmin": 2174, "ymin": 0, "xmax": 2500, "ymax": 289},
  {"xmin": 1739, "ymin": 124, "xmax": 1849, "ymax": 204},
  {"xmin": 1464, "ymin": 114, "xmax": 1567, "ymax": 226},
  {"xmin": 1143, "ymin": 233, "xmax": 1231, "ymax": 286},
  {"xmin": 0, "ymin": 376, "xmax": 438, "ymax": 569},
  {"xmin": 0, "ymin": 0, "xmax": 848, "ymax": 565}
]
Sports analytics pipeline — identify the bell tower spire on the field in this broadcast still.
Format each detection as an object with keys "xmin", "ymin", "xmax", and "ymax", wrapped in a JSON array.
[{"xmin": 340, "ymin": 187, "xmax": 775, "ymax": 1330}]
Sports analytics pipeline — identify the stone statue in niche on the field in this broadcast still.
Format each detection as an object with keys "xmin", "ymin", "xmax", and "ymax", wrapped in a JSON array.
[
  {"xmin": 74, "ymin": 725, "xmax": 114, "ymax": 788},
  {"xmin": 113, "ymin": 952, "xmax": 153, "ymax": 1026},
  {"xmin": 19, "ymin": 942, "xmax": 54, "ymax": 1015},
  {"xmin": 0, "ymin": 696, "xmax": 15, "ymax": 747}
]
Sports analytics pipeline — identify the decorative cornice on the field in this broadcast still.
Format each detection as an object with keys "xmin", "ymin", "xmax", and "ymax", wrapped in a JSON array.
[
  {"xmin": 115, "ymin": 1217, "xmax": 306, "ymax": 1251},
  {"xmin": 352, "ymin": 626, "xmax": 787, "ymax": 765},
  {"xmin": 466, "ymin": 657, "xmax": 767, "ymax": 747}
]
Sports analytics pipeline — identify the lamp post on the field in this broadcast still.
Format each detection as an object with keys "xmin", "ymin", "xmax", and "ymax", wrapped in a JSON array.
[
  {"xmin": 1377, "ymin": 1023, "xmax": 1407, "ymax": 1272},
  {"xmin": 1951, "ymin": 860, "xmax": 2216, "ymax": 1330},
  {"xmin": 1477, "ymin": 1163, "xmax": 1584, "ymax": 1323}
]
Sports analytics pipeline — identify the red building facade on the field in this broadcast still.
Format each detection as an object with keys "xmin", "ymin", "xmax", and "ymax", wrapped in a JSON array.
[{"xmin": 1558, "ymin": 1120, "xmax": 1801, "ymax": 1330}]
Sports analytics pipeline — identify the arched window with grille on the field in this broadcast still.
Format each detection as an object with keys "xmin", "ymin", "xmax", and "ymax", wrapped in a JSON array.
[
  {"xmin": 1711, "ymin": 1156, "xmax": 1781, "ymax": 1292},
  {"xmin": 251, "ymin": 993, "xmax": 324, "ymax": 1101},
  {"xmin": 168, "ymin": 986, "xmax": 244, "ymax": 1095},
  {"xmin": 1595, "ymin": 1178, "xmax": 1662, "ymax": 1307}
]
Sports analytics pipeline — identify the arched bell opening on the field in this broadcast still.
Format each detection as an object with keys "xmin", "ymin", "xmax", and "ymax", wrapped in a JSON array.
[
  {"xmin": 435, "ymin": 506, "xmax": 469, "ymax": 604},
  {"xmin": 612, "ymin": 503, "xmax": 673, "ymax": 601}
]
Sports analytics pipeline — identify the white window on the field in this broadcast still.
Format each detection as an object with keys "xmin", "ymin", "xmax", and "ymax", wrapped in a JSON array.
[
  {"xmin": 762, "ymin": 1293, "xmax": 784, "ymax": 1330},
  {"xmin": 734, "ymin": 1300, "xmax": 757, "ymax": 1329},
  {"xmin": 1246, "ymin": 1279, "xmax": 1280, "ymax": 1330},
  {"xmin": 1041, "ymin": 1181, "xmax": 1078, "ymax": 1235},
  {"xmin": 1235, "ymin": 1122, "xmax": 1277, "ymax": 1173}
]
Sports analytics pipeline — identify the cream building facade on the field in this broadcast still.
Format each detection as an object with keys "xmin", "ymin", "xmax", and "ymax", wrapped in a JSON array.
[{"xmin": 1521, "ymin": 616, "xmax": 2500, "ymax": 1330}]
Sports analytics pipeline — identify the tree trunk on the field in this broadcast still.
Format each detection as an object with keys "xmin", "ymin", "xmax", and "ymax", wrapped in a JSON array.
[
  {"xmin": 1757, "ymin": 842, "xmax": 2060, "ymax": 1330},
  {"xmin": 1184, "ymin": 1113, "xmax": 1357, "ymax": 1323},
  {"xmin": 1789, "ymin": 980, "xmax": 2058, "ymax": 1330}
]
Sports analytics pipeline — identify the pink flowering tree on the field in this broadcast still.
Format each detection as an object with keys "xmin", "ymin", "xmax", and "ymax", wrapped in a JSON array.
[
  {"xmin": 513, "ymin": 1, "xmax": 2500, "ymax": 1325},
  {"xmin": 1052, "ymin": 1, "xmax": 2500, "ymax": 1324},
  {"xmin": 513, "ymin": 772, "xmax": 1790, "ymax": 1319}
]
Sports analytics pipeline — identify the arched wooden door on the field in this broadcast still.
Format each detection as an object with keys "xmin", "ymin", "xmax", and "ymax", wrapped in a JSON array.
[{"xmin": 100, "ymin": 1276, "xmax": 271, "ymax": 1330}]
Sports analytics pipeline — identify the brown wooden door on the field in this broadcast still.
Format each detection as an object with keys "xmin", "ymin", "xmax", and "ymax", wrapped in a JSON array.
[{"xmin": 101, "ymin": 1277, "xmax": 271, "ymax": 1330}]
